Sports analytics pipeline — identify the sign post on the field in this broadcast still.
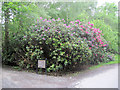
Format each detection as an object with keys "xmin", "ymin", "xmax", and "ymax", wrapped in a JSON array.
[{"xmin": 36, "ymin": 58, "xmax": 47, "ymax": 75}]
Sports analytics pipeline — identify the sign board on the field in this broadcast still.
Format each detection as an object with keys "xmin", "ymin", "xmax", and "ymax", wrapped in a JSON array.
[{"xmin": 38, "ymin": 60, "xmax": 46, "ymax": 68}]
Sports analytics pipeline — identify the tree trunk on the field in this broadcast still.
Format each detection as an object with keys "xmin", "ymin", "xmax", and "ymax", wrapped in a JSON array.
[{"xmin": 4, "ymin": 3, "xmax": 10, "ymax": 52}]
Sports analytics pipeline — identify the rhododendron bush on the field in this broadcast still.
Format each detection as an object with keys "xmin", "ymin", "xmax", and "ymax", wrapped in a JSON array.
[{"xmin": 3, "ymin": 17, "xmax": 113, "ymax": 72}]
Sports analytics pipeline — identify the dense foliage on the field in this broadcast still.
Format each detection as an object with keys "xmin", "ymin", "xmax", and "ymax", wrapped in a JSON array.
[
  {"xmin": 3, "ymin": 17, "xmax": 113, "ymax": 72},
  {"xmin": 2, "ymin": 2, "xmax": 118, "ymax": 72}
]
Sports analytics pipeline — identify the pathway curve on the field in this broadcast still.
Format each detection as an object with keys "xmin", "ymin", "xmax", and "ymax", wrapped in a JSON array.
[{"xmin": 1, "ymin": 64, "xmax": 119, "ymax": 88}]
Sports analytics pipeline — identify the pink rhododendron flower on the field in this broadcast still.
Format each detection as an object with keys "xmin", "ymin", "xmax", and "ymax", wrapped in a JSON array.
[
  {"xmin": 76, "ymin": 23, "xmax": 78, "ymax": 25},
  {"xmin": 90, "ymin": 27, "xmax": 92, "ymax": 29},
  {"xmin": 81, "ymin": 29, "xmax": 83, "ymax": 31},
  {"xmin": 70, "ymin": 21, "xmax": 74, "ymax": 24},
  {"xmin": 100, "ymin": 42, "xmax": 104, "ymax": 44},
  {"xmin": 88, "ymin": 22, "xmax": 90, "ymax": 24},
  {"xmin": 66, "ymin": 25, "xmax": 70, "ymax": 28},
  {"xmin": 43, "ymin": 38, "xmax": 45, "ymax": 40},
  {"xmin": 71, "ymin": 28, "xmax": 74, "ymax": 30},
  {"xmin": 90, "ymin": 23, "xmax": 94, "ymax": 26},
  {"xmin": 52, "ymin": 18, "xmax": 55, "ymax": 21},
  {"xmin": 35, "ymin": 25, "xmax": 37, "ymax": 27},
  {"xmin": 103, "ymin": 44, "xmax": 106, "ymax": 47},
  {"xmin": 85, "ymin": 31, "xmax": 89, "ymax": 34},
  {"xmin": 48, "ymin": 27, "xmax": 50, "ymax": 29},
  {"xmin": 98, "ymin": 31, "xmax": 101, "ymax": 33},
  {"xmin": 89, "ymin": 47, "xmax": 91, "ymax": 49},
  {"xmin": 57, "ymin": 18, "xmax": 60, "ymax": 20},
  {"xmin": 80, "ymin": 25, "xmax": 83, "ymax": 28},
  {"xmin": 63, "ymin": 24, "xmax": 67, "ymax": 26},
  {"xmin": 49, "ymin": 21, "xmax": 52, "ymax": 23},
  {"xmin": 71, "ymin": 34, "xmax": 73, "ymax": 36},
  {"xmin": 76, "ymin": 20, "xmax": 80, "ymax": 22},
  {"xmin": 40, "ymin": 17, "xmax": 43, "ymax": 19}
]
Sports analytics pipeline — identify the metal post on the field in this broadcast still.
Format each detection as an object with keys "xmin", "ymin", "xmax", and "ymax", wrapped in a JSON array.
[
  {"xmin": 45, "ymin": 58, "xmax": 47, "ymax": 75},
  {"xmin": 36, "ymin": 59, "xmax": 38, "ymax": 74}
]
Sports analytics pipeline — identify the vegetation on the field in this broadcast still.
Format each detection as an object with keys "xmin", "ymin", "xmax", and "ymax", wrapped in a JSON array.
[{"xmin": 2, "ymin": 2, "xmax": 119, "ymax": 73}]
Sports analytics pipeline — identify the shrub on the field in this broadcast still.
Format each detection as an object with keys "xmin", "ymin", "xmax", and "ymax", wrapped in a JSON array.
[{"xmin": 2, "ymin": 17, "xmax": 113, "ymax": 72}]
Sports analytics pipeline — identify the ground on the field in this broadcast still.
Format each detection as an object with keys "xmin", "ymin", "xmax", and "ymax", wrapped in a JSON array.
[{"xmin": 1, "ymin": 64, "xmax": 119, "ymax": 88}]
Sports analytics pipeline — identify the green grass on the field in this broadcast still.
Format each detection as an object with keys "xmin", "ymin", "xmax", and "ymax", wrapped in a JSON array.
[{"xmin": 89, "ymin": 54, "xmax": 120, "ymax": 70}]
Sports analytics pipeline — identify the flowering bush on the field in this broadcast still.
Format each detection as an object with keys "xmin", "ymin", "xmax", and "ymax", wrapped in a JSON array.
[{"xmin": 2, "ymin": 17, "xmax": 113, "ymax": 72}]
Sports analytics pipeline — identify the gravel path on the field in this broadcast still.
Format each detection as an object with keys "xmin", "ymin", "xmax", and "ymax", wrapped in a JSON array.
[{"xmin": 1, "ymin": 64, "xmax": 119, "ymax": 88}]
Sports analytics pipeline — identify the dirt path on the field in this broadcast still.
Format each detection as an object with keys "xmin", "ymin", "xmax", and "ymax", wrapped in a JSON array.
[{"xmin": 1, "ymin": 64, "xmax": 119, "ymax": 88}]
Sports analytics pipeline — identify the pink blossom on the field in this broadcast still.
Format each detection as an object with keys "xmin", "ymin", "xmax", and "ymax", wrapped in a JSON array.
[
  {"xmin": 85, "ymin": 31, "xmax": 89, "ymax": 34},
  {"xmin": 40, "ymin": 17, "xmax": 43, "ymax": 19},
  {"xmin": 49, "ymin": 21, "xmax": 52, "ymax": 23},
  {"xmin": 63, "ymin": 24, "xmax": 67, "ymax": 26},
  {"xmin": 48, "ymin": 27, "xmax": 50, "ymax": 29},
  {"xmin": 100, "ymin": 42, "xmax": 104, "ymax": 44},
  {"xmin": 81, "ymin": 29, "xmax": 83, "ymax": 31},
  {"xmin": 57, "ymin": 18, "xmax": 60, "ymax": 20},
  {"xmin": 66, "ymin": 25, "xmax": 70, "ymax": 28},
  {"xmin": 98, "ymin": 31, "xmax": 101, "ymax": 33},
  {"xmin": 52, "ymin": 18, "xmax": 55, "ymax": 21},
  {"xmin": 71, "ymin": 34, "xmax": 73, "ymax": 36},
  {"xmin": 70, "ymin": 21, "xmax": 74, "ymax": 24},
  {"xmin": 35, "ymin": 25, "xmax": 37, "ymax": 27},
  {"xmin": 88, "ymin": 22, "xmax": 90, "ymax": 24},
  {"xmin": 89, "ymin": 47, "xmax": 91, "ymax": 49},
  {"xmin": 80, "ymin": 25, "xmax": 83, "ymax": 28},
  {"xmin": 76, "ymin": 23, "xmax": 78, "ymax": 25},
  {"xmin": 103, "ymin": 44, "xmax": 106, "ymax": 47},
  {"xmin": 71, "ymin": 28, "xmax": 74, "ymax": 30},
  {"xmin": 99, "ymin": 39, "xmax": 102, "ymax": 42},
  {"xmin": 43, "ymin": 38, "xmax": 45, "ymax": 40},
  {"xmin": 90, "ymin": 23, "xmax": 94, "ymax": 26}
]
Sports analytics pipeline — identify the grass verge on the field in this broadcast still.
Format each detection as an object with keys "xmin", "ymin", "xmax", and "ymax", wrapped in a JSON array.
[{"xmin": 89, "ymin": 54, "xmax": 120, "ymax": 70}]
